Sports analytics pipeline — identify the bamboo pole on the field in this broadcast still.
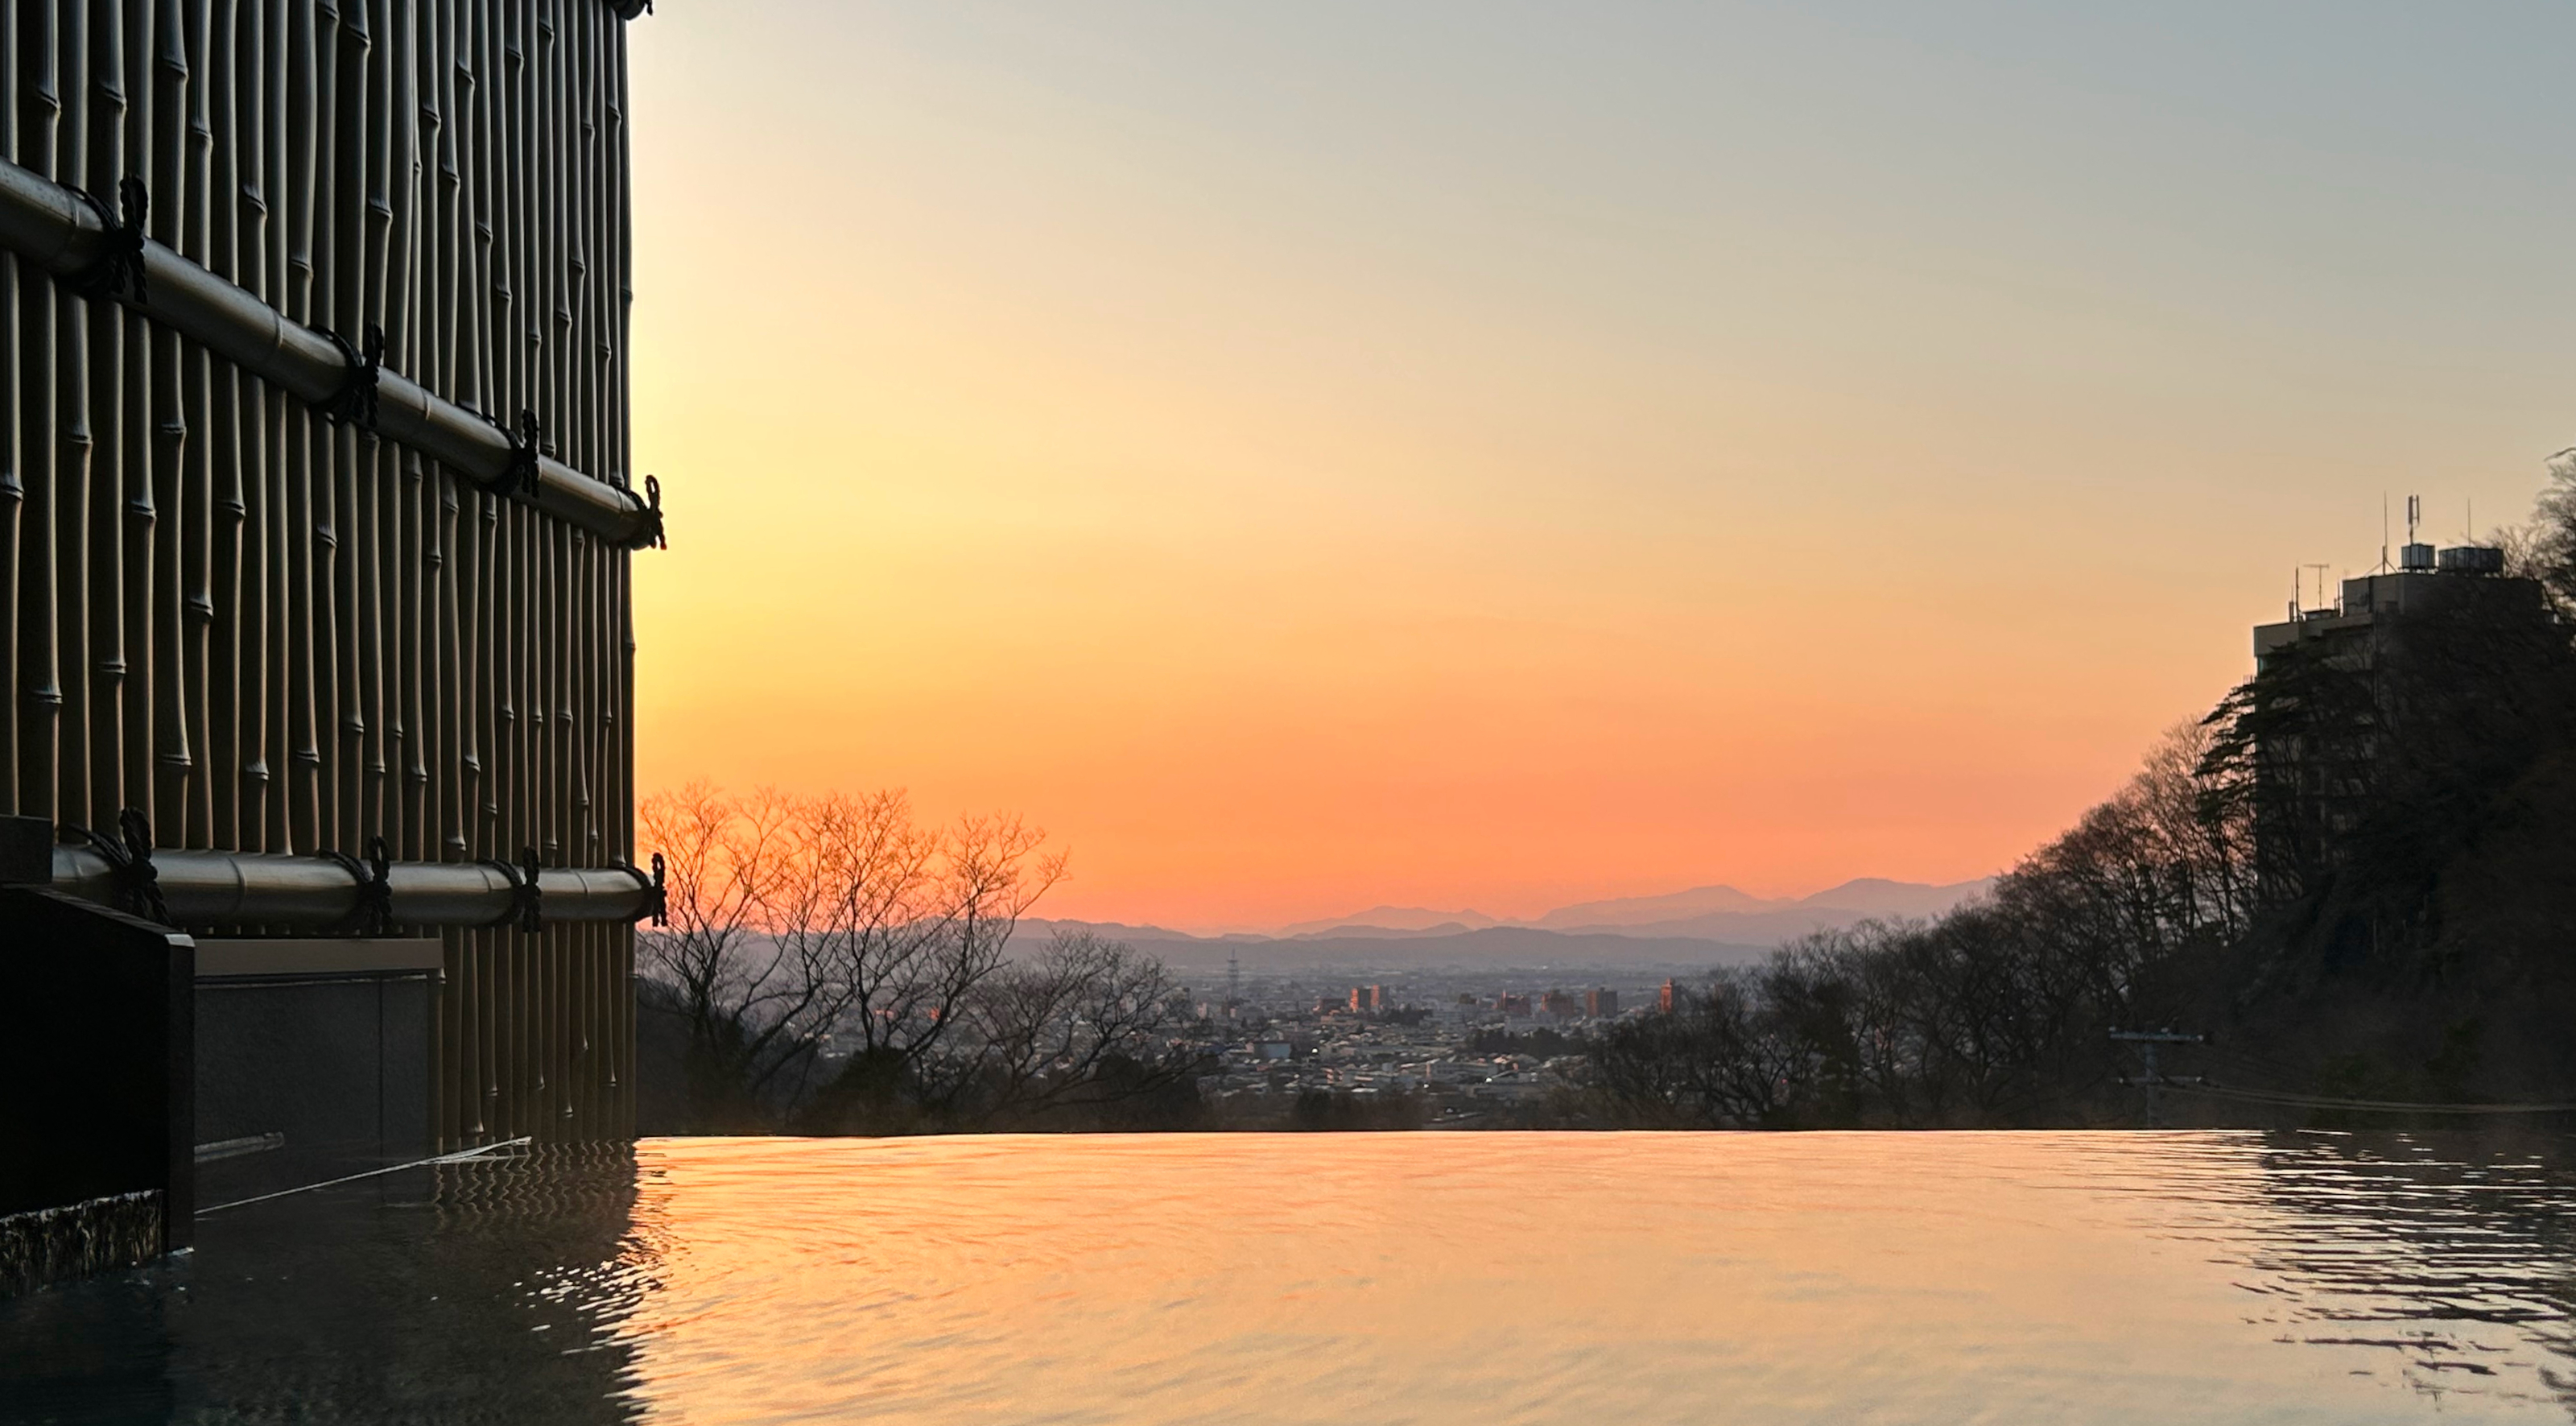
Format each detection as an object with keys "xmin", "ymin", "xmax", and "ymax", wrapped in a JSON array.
[
  {"xmin": 279, "ymin": 0, "xmax": 316, "ymax": 849},
  {"xmin": 180, "ymin": 0, "xmax": 217, "ymax": 849},
  {"xmin": 152, "ymin": 0, "xmax": 198, "ymax": 842},
  {"xmin": 390, "ymin": 0, "xmax": 423, "ymax": 863},
  {"xmin": 10, "ymin": 3, "xmax": 52, "ymax": 824},
  {"xmin": 502, "ymin": 0, "xmax": 527, "ymax": 1138},
  {"xmin": 204, "ymin": 0, "xmax": 237, "ymax": 849},
  {"xmin": 253, "ymin": 0, "xmax": 283, "ymax": 850},
  {"xmin": 57, "ymin": 0, "xmax": 93, "ymax": 832},
  {"xmin": 612, "ymin": 4, "xmax": 638, "ymax": 1139},
  {"xmin": 0, "ymin": 0, "xmax": 22, "ymax": 820},
  {"xmin": 107, "ymin": 0, "xmax": 142, "ymax": 835},
  {"xmin": 315, "ymin": 0, "xmax": 349, "ymax": 857}
]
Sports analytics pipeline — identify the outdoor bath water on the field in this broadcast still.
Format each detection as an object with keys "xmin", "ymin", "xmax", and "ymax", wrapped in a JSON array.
[{"xmin": 6, "ymin": 1130, "xmax": 2575, "ymax": 1424}]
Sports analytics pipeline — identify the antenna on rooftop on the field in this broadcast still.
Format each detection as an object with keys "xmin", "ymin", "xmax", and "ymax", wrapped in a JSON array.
[
  {"xmin": 2379, "ymin": 493, "xmax": 2391, "ymax": 574},
  {"xmin": 2398, "ymin": 494, "xmax": 2438, "ymax": 572}
]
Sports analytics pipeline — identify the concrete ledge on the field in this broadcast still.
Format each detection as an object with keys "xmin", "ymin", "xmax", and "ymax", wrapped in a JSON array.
[
  {"xmin": 193, "ymin": 938, "xmax": 444, "ymax": 980},
  {"xmin": 0, "ymin": 1191, "xmax": 162, "ymax": 1297}
]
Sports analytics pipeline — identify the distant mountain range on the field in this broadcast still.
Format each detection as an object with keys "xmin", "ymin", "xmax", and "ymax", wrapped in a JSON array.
[
  {"xmin": 1275, "ymin": 905, "xmax": 1509, "ymax": 936},
  {"xmin": 1271, "ymin": 877, "xmax": 1990, "ymax": 940},
  {"xmin": 1021, "ymin": 877, "xmax": 1994, "ymax": 972}
]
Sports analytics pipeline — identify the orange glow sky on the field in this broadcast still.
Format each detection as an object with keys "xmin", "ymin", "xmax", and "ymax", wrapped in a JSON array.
[{"xmin": 625, "ymin": 3, "xmax": 2576, "ymax": 931}]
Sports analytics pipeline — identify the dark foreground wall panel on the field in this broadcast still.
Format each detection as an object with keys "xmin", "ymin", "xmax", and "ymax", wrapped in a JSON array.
[
  {"xmin": 0, "ymin": 888, "xmax": 194, "ymax": 1286},
  {"xmin": 196, "ymin": 971, "xmax": 435, "ymax": 1207}
]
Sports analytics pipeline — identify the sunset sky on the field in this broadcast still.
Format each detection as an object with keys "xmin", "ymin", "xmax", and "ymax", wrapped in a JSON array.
[{"xmin": 625, "ymin": 2, "xmax": 2576, "ymax": 931}]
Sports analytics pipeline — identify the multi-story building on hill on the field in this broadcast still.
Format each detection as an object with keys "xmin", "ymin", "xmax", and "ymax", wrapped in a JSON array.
[{"xmin": 2245, "ymin": 540, "xmax": 2555, "ymax": 896}]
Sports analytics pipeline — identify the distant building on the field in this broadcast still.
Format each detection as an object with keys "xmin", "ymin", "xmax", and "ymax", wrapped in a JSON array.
[
  {"xmin": 1585, "ymin": 988, "xmax": 1620, "ymax": 1018},
  {"xmin": 2247, "ymin": 541, "xmax": 2554, "ymax": 894},
  {"xmin": 1348, "ymin": 985, "xmax": 1385, "ymax": 1013},
  {"xmin": 1658, "ymin": 979, "xmax": 1679, "ymax": 1014},
  {"xmin": 1497, "ymin": 993, "xmax": 1530, "ymax": 1018},
  {"xmin": 1540, "ymin": 990, "xmax": 1580, "ymax": 1019}
]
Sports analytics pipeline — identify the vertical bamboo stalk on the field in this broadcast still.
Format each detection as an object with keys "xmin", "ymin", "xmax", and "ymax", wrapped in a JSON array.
[
  {"xmin": 315, "ymin": 0, "xmax": 352, "ymax": 856},
  {"xmin": 336, "ymin": 0, "xmax": 373, "ymax": 854},
  {"xmin": 0, "ymin": 0, "xmax": 23, "ymax": 818},
  {"xmin": 499, "ymin": 0, "xmax": 526, "ymax": 1138},
  {"xmin": 254, "ymin": 0, "xmax": 287, "ymax": 851},
  {"xmin": 180, "ymin": 0, "xmax": 219, "ymax": 847},
  {"xmin": 10, "ymin": 3, "xmax": 49, "ymax": 824},
  {"xmin": 469, "ymin": 0, "xmax": 498, "ymax": 1138},
  {"xmin": 391, "ymin": 0, "xmax": 424, "ymax": 863},
  {"xmin": 102, "ymin": 0, "xmax": 140, "ymax": 834},
  {"xmin": 613, "ymin": 4, "xmax": 634, "ymax": 1133},
  {"xmin": 534, "ymin": 5, "xmax": 559, "ymax": 1130},
  {"xmin": 537, "ymin": 0, "xmax": 562, "ymax": 1130},
  {"xmin": 56, "ymin": 0, "xmax": 93, "ymax": 831},
  {"xmin": 279, "ymin": 0, "xmax": 316, "ymax": 849},
  {"xmin": 151, "ymin": 0, "xmax": 199, "ymax": 840},
  {"xmin": 611, "ymin": 4, "xmax": 634, "ymax": 1133},
  {"xmin": 204, "ymin": 0, "xmax": 244, "ymax": 849},
  {"xmin": 450, "ymin": 0, "xmax": 489, "ymax": 1139},
  {"xmin": 423, "ymin": 1, "xmax": 458, "ymax": 1129}
]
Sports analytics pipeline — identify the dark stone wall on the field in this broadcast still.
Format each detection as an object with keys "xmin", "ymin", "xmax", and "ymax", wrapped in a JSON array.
[{"xmin": 0, "ymin": 890, "xmax": 194, "ymax": 1254}]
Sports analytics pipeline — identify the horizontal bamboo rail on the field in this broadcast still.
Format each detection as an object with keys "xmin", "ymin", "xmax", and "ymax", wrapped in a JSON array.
[
  {"xmin": 51, "ymin": 842, "xmax": 661, "ymax": 928},
  {"xmin": 0, "ymin": 157, "xmax": 663, "ymax": 551}
]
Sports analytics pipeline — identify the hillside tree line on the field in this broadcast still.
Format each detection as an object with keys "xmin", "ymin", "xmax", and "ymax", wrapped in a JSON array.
[{"xmin": 1590, "ymin": 459, "xmax": 2576, "ymax": 1126}]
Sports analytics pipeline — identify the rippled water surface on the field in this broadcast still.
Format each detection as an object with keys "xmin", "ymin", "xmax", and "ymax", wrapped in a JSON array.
[{"xmin": 9, "ymin": 1131, "xmax": 2576, "ymax": 1424}]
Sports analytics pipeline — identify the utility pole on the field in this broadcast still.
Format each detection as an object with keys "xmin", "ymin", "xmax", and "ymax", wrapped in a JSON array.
[{"xmin": 2110, "ymin": 1028, "xmax": 2206, "ymax": 1127}]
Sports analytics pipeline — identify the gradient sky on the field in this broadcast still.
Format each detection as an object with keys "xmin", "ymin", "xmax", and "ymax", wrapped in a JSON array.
[{"xmin": 625, "ymin": 2, "xmax": 2576, "ymax": 931}]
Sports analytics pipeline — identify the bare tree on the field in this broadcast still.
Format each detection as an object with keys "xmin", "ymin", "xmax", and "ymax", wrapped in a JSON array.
[
  {"xmin": 2531, "ymin": 447, "xmax": 2576, "ymax": 613},
  {"xmin": 921, "ymin": 929, "xmax": 1200, "ymax": 1130},
  {"xmin": 638, "ymin": 786, "xmax": 1195, "ymax": 1135},
  {"xmin": 794, "ymin": 807, "xmax": 1069, "ymax": 1130},
  {"xmin": 638, "ymin": 784, "xmax": 824, "ymax": 1126}
]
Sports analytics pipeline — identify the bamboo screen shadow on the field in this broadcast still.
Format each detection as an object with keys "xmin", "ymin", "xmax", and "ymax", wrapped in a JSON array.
[{"xmin": 2, "ymin": 0, "xmax": 663, "ymax": 1144}]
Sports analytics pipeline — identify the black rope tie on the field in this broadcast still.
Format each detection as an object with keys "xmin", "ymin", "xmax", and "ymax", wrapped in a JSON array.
[
  {"xmin": 497, "ymin": 409, "xmax": 543, "ymax": 498},
  {"xmin": 72, "ymin": 176, "xmax": 149, "ymax": 304},
  {"xmin": 616, "ymin": 853, "xmax": 668, "ymax": 926},
  {"xmin": 482, "ymin": 846, "xmax": 543, "ymax": 932},
  {"xmin": 515, "ymin": 846, "xmax": 543, "ymax": 932},
  {"xmin": 64, "ymin": 808, "xmax": 170, "ymax": 924},
  {"xmin": 318, "ymin": 321, "xmax": 386, "ymax": 429},
  {"xmin": 320, "ymin": 834, "xmax": 394, "ymax": 936},
  {"xmin": 626, "ymin": 473, "xmax": 667, "ymax": 551}
]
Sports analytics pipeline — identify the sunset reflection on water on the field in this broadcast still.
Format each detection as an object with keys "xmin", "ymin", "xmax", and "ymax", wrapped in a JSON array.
[{"xmin": 8, "ymin": 1131, "xmax": 2576, "ymax": 1424}]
